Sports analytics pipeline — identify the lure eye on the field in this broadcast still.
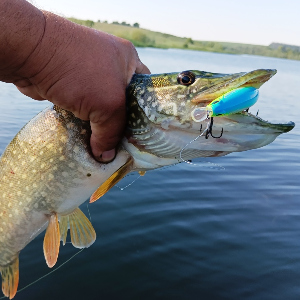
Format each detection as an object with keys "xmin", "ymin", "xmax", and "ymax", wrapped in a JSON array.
[
  {"xmin": 177, "ymin": 71, "xmax": 195, "ymax": 86},
  {"xmin": 191, "ymin": 107, "xmax": 207, "ymax": 122},
  {"xmin": 211, "ymin": 100, "xmax": 220, "ymax": 105}
]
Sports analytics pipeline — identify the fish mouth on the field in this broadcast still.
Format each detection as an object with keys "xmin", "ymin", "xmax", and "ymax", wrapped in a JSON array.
[
  {"xmin": 179, "ymin": 109, "xmax": 295, "ymax": 157},
  {"xmin": 192, "ymin": 69, "xmax": 277, "ymax": 104},
  {"xmin": 189, "ymin": 68, "xmax": 295, "ymax": 134},
  {"xmin": 223, "ymin": 110, "xmax": 295, "ymax": 134}
]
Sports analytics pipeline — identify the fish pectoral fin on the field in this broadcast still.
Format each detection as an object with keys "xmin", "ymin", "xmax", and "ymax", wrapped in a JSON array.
[
  {"xmin": 89, "ymin": 157, "xmax": 133, "ymax": 203},
  {"xmin": 43, "ymin": 213, "xmax": 60, "ymax": 268},
  {"xmin": 60, "ymin": 208, "xmax": 96, "ymax": 249},
  {"xmin": 138, "ymin": 171, "xmax": 146, "ymax": 176},
  {"xmin": 0, "ymin": 256, "xmax": 19, "ymax": 299}
]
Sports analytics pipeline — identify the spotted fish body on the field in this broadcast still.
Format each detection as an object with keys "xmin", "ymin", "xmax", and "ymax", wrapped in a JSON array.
[
  {"xmin": 0, "ymin": 69, "xmax": 295, "ymax": 298},
  {"xmin": 0, "ymin": 106, "xmax": 130, "ymax": 298}
]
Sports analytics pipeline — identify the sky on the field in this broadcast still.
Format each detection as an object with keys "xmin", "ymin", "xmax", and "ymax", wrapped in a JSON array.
[{"xmin": 31, "ymin": 0, "xmax": 300, "ymax": 46}]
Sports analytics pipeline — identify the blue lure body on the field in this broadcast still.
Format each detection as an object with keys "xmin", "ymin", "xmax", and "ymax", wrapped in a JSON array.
[{"xmin": 207, "ymin": 87, "xmax": 259, "ymax": 117}]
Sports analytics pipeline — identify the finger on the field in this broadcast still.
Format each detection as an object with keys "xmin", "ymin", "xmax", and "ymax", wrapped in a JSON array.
[
  {"xmin": 136, "ymin": 61, "xmax": 151, "ymax": 75},
  {"xmin": 15, "ymin": 85, "xmax": 46, "ymax": 100},
  {"xmin": 89, "ymin": 105, "xmax": 126, "ymax": 162}
]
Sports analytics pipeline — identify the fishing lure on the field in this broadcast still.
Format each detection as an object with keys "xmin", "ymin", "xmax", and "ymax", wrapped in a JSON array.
[{"xmin": 191, "ymin": 87, "xmax": 259, "ymax": 122}]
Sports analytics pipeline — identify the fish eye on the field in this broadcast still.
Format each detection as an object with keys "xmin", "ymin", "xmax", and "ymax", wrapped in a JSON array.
[{"xmin": 177, "ymin": 71, "xmax": 195, "ymax": 86}]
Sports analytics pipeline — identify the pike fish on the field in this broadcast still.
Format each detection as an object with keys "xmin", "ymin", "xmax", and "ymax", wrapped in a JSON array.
[{"xmin": 0, "ymin": 69, "xmax": 294, "ymax": 298}]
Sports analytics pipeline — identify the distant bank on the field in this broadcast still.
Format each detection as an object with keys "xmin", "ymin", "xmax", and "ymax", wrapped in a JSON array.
[{"xmin": 69, "ymin": 18, "xmax": 300, "ymax": 61}]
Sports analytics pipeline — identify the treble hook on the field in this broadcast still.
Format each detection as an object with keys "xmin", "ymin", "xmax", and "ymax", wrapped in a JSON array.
[
  {"xmin": 199, "ymin": 124, "xmax": 203, "ymax": 133},
  {"xmin": 205, "ymin": 117, "xmax": 224, "ymax": 139}
]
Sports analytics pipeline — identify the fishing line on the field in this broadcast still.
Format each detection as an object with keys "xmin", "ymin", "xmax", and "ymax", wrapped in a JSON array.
[
  {"xmin": 197, "ymin": 160, "xmax": 225, "ymax": 171},
  {"xmin": 86, "ymin": 202, "xmax": 92, "ymax": 222},
  {"xmin": 111, "ymin": 173, "xmax": 141, "ymax": 190},
  {"xmin": 115, "ymin": 162, "xmax": 186, "ymax": 191},
  {"xmin": 179, "ymin": 120, "xmax": 225, "ymax": 171},
  {"xmin": 2, "ymin": 202, "xmax": 94, "ymax": 299},
  {"xmin": 2, "ymin": 249, "xmax": 86, "ymax": 298},
  {"xmin": 179, "ymin": 121, "xmax": 208, "ymax": 165},
  {"xmin": 116, "ymin": 175, "xmax": 142, "ymax": 191},
  {"xmin": 116, "ymin": 120, "xmax": 224, "ymax": 193}
]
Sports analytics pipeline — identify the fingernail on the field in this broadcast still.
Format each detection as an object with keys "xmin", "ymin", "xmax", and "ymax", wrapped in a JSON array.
[{"xmin": 98, "ymin": 149, "xmax": 116, "ymax": 163}]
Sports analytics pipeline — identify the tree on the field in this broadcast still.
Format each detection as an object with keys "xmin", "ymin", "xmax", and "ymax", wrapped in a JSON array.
[
  {"xmin": 133, "ymin": 23, "xmax": 140, "ymax": 28},
  {"xmin": 121, "ymin": 21, "xmax": 130, "ymax": 26},
  {"xmin": 131, "ymin": 30, "xmax": 153, "ymax": 46},
  {"xmin": 85, "ymin": 20, "xmax": 94, "ymax": 27},
  {"xmin": 186, "ymin": 38, "xmax": 193, "ymax": 44}
]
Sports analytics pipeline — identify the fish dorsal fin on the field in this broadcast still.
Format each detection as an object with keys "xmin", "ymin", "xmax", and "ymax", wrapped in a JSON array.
[
  {"xmin": 0, "ymin": 256, "xmax": 19, "ymax": 299},
  {"xmin": 43, "ymin": 213, "xmax": 60, "ymax": 268},
  {"xmin": 90, "ymin": 157, "xmax": 133, "ymax": 203},
  {"xmin": 59, "ymin": 208, "xmax": 96, "ymax": 249}
]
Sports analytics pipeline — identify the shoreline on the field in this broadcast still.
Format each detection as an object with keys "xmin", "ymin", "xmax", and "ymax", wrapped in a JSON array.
[{"xmin": 69, "ymin": 18, "xmax": 300, "ymax": 61}]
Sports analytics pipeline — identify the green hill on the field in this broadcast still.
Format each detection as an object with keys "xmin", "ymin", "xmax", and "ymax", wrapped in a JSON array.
[{"xmin": 68, "ymin": 18, "xmax": 300, "ymax": 61}]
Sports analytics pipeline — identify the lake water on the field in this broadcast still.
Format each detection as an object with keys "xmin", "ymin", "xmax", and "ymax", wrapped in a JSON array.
[{"xmin": 0, "ymin": 48, "xmax": 299, "ymax": 300}]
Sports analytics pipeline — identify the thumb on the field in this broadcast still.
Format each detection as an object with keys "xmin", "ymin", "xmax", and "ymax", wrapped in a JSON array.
[
  {"xmin": 15, "ymin": 84, "xmax": 46, "ymax": 100},
  {"xmin": 89, "ymin": 104, "xmax": 126, "ymax": 163},
  {"xmin": 135, "ymin": 61, "xmax": 151, "ymax": 76}
]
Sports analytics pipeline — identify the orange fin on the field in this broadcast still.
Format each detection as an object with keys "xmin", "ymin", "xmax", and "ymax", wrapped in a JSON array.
[
  {"xmin": 90, "ymin": 157, "xmax": 133, "ymax": 203},
  {"xmin": 0, "ymin": 256, "xmax": 19, "ymax": 299},
  {"xmin": 60, "ymin": 208, "xmax": 96, "ymax": 249},
  {"xmin": 138, "ymin": 171, "xmax": 146, "ymax": 176},
  {"xmin": 43, "ymin": 213, "xmax": 60, "ymax": 268}
]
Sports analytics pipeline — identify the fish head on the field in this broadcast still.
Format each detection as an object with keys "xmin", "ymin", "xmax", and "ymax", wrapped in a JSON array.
[{"xmin": 125, "ymin": 69, "xmax": 295, "ymax": 167}]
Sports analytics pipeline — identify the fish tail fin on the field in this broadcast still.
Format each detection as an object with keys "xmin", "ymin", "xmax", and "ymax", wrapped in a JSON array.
[
  {"xmin": 43, "ymin": 213, "xmax": 60, "ymax": 268},
  {"xmin": 60, "ymin": 208, "xmax": 96, "ymax": 249},
  {"xmin": 0, "ymin": 256, "xmax": 19, "ymax": 299},
  {"xmin": 90, "ymin": 157, "xmax": 133, "ymax": 203}
]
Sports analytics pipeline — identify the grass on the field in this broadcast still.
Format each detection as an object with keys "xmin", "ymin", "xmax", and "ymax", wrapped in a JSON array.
[{"xmin": 68, "ymin": 18, "xmax": 300, "ymax": 61}]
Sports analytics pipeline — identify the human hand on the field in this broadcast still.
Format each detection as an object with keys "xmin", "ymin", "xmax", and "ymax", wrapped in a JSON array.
[{"xmin": 9, "ymin": 10, "xmax": 150, "ymax": 162}]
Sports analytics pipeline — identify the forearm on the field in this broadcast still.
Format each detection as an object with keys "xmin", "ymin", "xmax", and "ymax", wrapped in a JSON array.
[
  {"xmin": 0, "ymin": 1, "xmax": 114, "ymax": 93},
  {"xmin": 0, "ymin": 0, "xmax": 45, "ymax": 82}
]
